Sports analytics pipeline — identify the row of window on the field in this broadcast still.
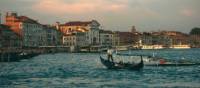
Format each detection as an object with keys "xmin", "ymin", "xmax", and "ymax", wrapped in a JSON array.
[
  {"xmin": 21, "ymin": 23, "xmax": 42, "ymax": 29},
  {"xmin": 64, "ymin": 37, "xmax": 76, "ymax": 41}
]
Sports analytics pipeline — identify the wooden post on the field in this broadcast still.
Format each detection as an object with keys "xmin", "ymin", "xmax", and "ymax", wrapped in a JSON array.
[
  {"xmin": 8, "ymin": 53, "xmax": 10, "ymax": 62},
  {"xmin": 1, "ymin": 53, "xmax": 4, "ymax": 62},
  {"xmin": 0, "ymin": 53, "xmax": 2, "ymax": 62}
]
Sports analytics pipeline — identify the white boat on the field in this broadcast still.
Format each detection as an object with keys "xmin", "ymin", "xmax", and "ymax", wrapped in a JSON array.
[
  {"xmin": 143, "ymin": 56, "xmax": 200, "ymax": 66},
  {"xmin": 169, "ymin": 45, "xmax": 191, "ymax": 49},
  {"xmin": 141, "ymin": 45, "xmax": 164, "ymax": 50},
  {"xmin": 115, "ymin": 46, "xmax": 129, "ymax": 51}
]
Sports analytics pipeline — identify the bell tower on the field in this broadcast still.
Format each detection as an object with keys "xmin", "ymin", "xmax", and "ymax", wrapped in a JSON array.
[{"xmin": 131, "ymin": 26, "xmax": 136, "ymax": 33}]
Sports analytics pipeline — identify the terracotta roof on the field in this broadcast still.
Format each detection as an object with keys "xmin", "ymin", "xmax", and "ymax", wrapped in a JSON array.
[
  {"xmin": 17, "ymin": 16, "xmax": 40, "ymax": 24},
  {"xmin": 99, "ymin": 30, "xmax": 113, "ymax": 34},
  {"xmin": 61, "ymin": 21, "xmax": 92, "ymax": 26},
  {"xmin": 0, "ymin": 24, "xmax": 22, "ymax": 39},
  {"xmin": 116, "ymin": 32, "xmax": 134, "ymax": 36}
]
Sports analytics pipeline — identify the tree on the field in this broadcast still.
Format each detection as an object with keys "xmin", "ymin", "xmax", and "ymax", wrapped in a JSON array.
[{"xmin": 190, "ymin": 27, "xmax": 200, "ymax": 35}]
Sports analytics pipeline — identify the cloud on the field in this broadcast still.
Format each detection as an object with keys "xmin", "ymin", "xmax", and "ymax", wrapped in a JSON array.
[
  {"xmin": 32, "ymin": 0, "xmax": 160, "ymax": 20},
  {"xmin": 136, "ymin": 0, "xmax": 159, "ymax": 5},
  {"xmin": 33, "ymin": 0, "xmax": 128, "ymax": 15},
  {"xmin": 180, "ymin": 9, "xmax": 195, "ymax": 17}
]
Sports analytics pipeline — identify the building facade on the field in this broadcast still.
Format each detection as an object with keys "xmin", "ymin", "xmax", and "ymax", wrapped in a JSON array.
[
  {"xmin": 99, "ymin": 30, "xmax": 113, "ymax": 47},
  {"xmin": 5, "ymin": 12, "xmax": 46, "ymax": 47},
  {"xmin": 58, "ymin": 20, "xmax": 100, "ymax": 46},
  {"xmin": 0, "ymin": 24, "xmax": 22, "ymax": 48},
  {"xmin": 141, "ymin": 31, "xmax": 190, "ymax": 48},
  {"xmin": 43, "ymin": 25, "xmax": 62, "ymax": 46},
  {"xmin": 114, "ymin": 31, "xmax": 135, "ymax": 46},
  {"xmin": 63, "ymin": 32, "xmax": 86, "ymax": 48}
]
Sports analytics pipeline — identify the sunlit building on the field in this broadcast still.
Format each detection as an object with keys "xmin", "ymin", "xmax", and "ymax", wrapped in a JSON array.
[{"xmin": 58, "ymin": 20, "xmax": 100, "ymax": 46}]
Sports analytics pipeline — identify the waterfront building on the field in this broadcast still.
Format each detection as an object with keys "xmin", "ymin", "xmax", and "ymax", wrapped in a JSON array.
[
  {"xmin": 0, "ymin": 24, "xmax": 22, "ymax": 48},
  {"xmin": 130, "ymin": 26, "xmax": 141, "ymax": 47},
  {"xmin": 43, "ymin": 25, "xmax": 62, "ymax": 46},
  {"xmin": 141, "ymin": 31, "xmax": 190, "ymax": 49},
  {"xmin": 114, "ymin": 31, "xmax": 135, "ymax": 46},
  {"xmin": 161, "ymin": 31, "xmax": 190, "ymax": 45},
  {"xmin": 58, "ymin": 20, "xmax": 100, "ymax": 46},
  {"xmin": 141, "ymin": 32, "xmax": 169, "ymax": 46},
  {"xmin": 131, "ymin": 26, "xmax": 136, "ymax": 33},
  {"xmin": 112, "ymin": 32, "xmax": 120, "ymax": 47},
  {"xmin": 63, "ymin": 32, "xmax": 87, "ymax": 51},
  {"xmin": 4, "ymin": 12, "xmax": 45, "ymax": 47},
  {"xmin": 99, "ymin": 30, "xmax": 113, "ymax": 47},
  {"xmin": 189, "ymin": 35, "xmax": 200, "ymax": 48},
  {"xmin": 111, "ymin": 31, "xmax": 137, "ymax": 50},
  {"xmin": 141, "ymin": 32, "xmax": 153, "ymax": 45}
]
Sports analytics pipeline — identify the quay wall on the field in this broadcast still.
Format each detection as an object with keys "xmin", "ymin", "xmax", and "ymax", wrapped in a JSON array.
[{"xmin": 0, "ymin": 47, "xmax": 71, "ymax": 62}]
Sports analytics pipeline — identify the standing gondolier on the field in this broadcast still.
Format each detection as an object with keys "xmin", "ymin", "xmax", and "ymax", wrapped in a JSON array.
[{"xmin": 107, "ymin": 47, "xmax": 114, "ymax": 62}]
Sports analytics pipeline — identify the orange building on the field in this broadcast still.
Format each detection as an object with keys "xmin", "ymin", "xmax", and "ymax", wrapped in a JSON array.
[
  {"xmin": 5, "ymin": 12, "xmax": 40, "ymax": 36},
  {"xmin": 4, "ymin": 12, "xmax": 45, "ymax": 47}
]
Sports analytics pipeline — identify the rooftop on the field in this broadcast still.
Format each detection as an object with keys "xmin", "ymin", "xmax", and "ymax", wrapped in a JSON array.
[{"xmin": 61, "ymin": 21, "xmax": 92, "ymax": 26}]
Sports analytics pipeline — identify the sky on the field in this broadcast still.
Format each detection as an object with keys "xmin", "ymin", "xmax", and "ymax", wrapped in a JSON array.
[{"xmin": 0, "ymin": 0, "xmax": 200, "ymax": 33}]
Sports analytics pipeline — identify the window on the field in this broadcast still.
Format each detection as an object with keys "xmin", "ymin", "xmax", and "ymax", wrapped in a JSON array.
[{"xmin": 69, "ymin": 28, "xmax": 72, "ymax": 31}]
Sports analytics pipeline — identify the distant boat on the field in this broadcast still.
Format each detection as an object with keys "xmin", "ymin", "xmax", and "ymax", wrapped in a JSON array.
[
  {"xmin": 169, "ymin": 45, "xmax": 191, "ymax": 49},
  {"xmin": 115, "ymin": 46, "xmax": 129, "ymax": 51},
  {"xmin": 141, "ymin": 45, "xmax": 164, "ymax": 50},
  {"xmin": 144, "ymin": 56, "xmax": 200, "ymax": 66},
  {"xmin": 99, "ymin": 55, "xmax": 144, "ymax": 70}
]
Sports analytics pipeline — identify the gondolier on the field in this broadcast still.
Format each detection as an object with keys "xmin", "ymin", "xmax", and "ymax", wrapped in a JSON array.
[
  {"xmin": 107, "ymin": 48, "xmax": 114, "ymax": 62},
  {"xmin": 99, "ymin": 55, "xmax": 144, "ymax": 70}
]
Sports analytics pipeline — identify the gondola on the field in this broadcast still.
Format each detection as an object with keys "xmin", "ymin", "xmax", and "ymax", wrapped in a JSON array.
[{"xmin": 100, "ymin": 56, "xmax": 144, "ymax": 70}]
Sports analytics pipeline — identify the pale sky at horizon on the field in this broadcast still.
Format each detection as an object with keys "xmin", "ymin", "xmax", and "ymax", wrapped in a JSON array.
[{"xmin": 0, "ymin": 0, "xmax": 200, "ymax": 33}]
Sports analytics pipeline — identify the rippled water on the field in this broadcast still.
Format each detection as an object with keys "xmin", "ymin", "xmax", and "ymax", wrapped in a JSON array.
[{"xmin": 0, "ymin": 49, "xmax": 200, "ymax": 88}]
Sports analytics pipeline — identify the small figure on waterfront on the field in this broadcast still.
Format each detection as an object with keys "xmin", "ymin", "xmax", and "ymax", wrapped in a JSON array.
[{"xmin": 107, "ymin": 47, "xmax": 114, "ymax": 62}]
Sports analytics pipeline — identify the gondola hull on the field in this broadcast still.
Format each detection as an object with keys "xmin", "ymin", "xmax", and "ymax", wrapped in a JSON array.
[{"xmin": 100, "ymin": 56, "xmax": 144, "ymax": 70}]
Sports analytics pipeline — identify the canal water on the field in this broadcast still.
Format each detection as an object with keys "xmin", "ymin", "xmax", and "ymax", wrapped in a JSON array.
[{"xmin": 0, "ymin": 49, "xmax": 200, "ymax": 88}]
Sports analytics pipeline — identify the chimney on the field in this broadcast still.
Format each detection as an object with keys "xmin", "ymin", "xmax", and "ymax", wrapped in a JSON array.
[
  {"xmin": 11, "ymin": 12, "xmax": 17, "ymax": 17},
  {"xmin": 55, "ymin": 22, "xmax": 60, "ymax": 30},
  {"xmin": 6, "ymin": 11, "xmax": 17, "ymax": 17}
]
